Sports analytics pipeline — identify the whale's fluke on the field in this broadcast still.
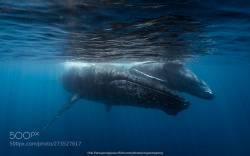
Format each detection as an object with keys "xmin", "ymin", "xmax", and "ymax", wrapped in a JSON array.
[{"xmin": 42, "ymin": 94, "xmax": 80, "ymax": 131}]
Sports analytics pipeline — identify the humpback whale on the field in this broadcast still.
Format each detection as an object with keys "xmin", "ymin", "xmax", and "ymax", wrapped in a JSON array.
[
  {"xmin": 42, "ymin": 62, "xmax": 214, "ymax": 131},
  {"xmin": 130, "ymin": 61, "xmax": 214, "ymax": 100}
]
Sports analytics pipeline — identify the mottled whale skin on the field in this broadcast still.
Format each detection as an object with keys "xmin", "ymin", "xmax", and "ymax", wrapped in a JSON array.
[
  {"xmin": 130, "ymin": 62, "xmax": 214, "ymax": 100},
  {"xmin": 62, "ymin": 64, "xmax": 189, "ymax": 115}
]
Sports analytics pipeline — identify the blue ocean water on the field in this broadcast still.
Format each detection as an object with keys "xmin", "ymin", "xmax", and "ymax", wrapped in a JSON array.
[{"xmin": 1, "ymin": 0, "xmax": 250, "ymax": 156}]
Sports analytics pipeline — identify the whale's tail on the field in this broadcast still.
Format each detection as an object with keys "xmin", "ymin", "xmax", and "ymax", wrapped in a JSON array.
[{"xmin": 42, "ymin": 93, "xmax": 80, "ymax": 132}]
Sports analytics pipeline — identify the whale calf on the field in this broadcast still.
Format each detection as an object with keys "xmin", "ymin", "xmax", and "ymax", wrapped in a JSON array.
[
  {"xmin": 43, "ymin": 62, "xmax": 214, "ymax": 131},
  {"xmin": 130, "ymin": 61, "xmax": 214, "ymax": 100}
]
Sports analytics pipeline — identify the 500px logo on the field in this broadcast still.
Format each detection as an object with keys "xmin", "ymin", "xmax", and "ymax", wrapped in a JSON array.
[{"xmin": 10, "ymin": 132, "xmax": 39, "ymax": 140}]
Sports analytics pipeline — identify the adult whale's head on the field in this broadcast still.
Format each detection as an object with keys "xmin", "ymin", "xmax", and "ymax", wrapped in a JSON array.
[{"xmin": 130, "ymin": 62, "xmax": 215, "ymax": 100}]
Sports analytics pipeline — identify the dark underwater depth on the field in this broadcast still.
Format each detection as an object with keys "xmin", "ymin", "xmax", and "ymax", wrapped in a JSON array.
[{"xmin": 0, "ymin": 0, "xmax": 250, "ymax": 156}]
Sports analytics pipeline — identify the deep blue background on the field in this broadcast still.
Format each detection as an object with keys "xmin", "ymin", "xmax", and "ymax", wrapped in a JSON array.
[{"xmin": 0, "ymin": 60, "xmax": 249, "ymax": 156}]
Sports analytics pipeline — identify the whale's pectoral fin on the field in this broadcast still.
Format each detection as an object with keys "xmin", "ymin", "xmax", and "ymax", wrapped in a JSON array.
[
  {"xmin": 42, "ymin": 93, "xmax": 81, "ymax": 132},
  {"xmin": 130, "ymin": 69, "xmax": 167, "ymax": 82}
]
